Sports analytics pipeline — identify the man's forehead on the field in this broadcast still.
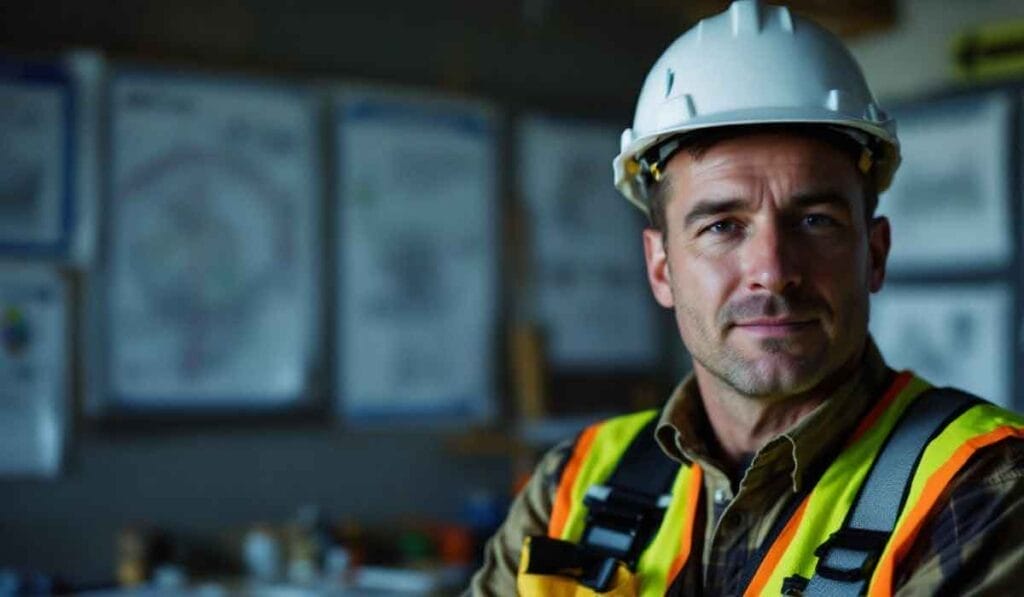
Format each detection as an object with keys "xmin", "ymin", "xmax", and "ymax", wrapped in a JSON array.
[
  {"xmin": 664, "ymin": 132, "xmax": 862, "ymax": 189},
  {"xmin": 657, "ymin": 131, "xmax": 869, "ymax": 221}
]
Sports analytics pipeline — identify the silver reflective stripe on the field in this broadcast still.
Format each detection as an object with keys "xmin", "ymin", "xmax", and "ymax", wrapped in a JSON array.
[
  {"xmin": 587, "ymin": 527, "xmax": 634, "ymax": 554},
  {"xmin": 804, "ymin": 387, "xmax": 977, "ymax": 596}
]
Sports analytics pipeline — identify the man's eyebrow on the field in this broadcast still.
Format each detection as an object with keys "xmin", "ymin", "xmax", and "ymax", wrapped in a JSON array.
[
  {"xmin": 790, "ymin": 192, "xmax": 853, "ymax": 211},
  {"xmin": 681, "ymin": 192, "xmax": 855, "ymax": 228},
  {"xmin": 682, "ymin": 197, "xmax": 748, "ymax": 229}
]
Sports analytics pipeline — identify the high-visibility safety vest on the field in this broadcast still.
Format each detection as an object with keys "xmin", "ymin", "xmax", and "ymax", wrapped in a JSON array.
[{"xmin": 517, "ymin": 372, "xmax": 1024, "ymax": 596}]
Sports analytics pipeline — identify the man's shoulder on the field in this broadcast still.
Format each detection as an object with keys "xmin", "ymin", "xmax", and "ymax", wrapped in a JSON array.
[
  {"xmin": 908, "ymin": 378, "xmax": 1024, "ymax": 426},
  {"xmin": 586, "ymin": 408, "xmax": 663, "ymax": 433},
  {"xmin": 537, "ymin": 409, "xmax": 666, "ymax": 488},
  {"xmin": 895, "ymin": 407, "xmax": 1024, "ymax": 593},
  {"xmin": 920, "ymin": 382, "xmax": 1024, "ymax": 488},
  {"xmin": 954, "ymin": 430, "xmax": 1024, "ymax": 486}
]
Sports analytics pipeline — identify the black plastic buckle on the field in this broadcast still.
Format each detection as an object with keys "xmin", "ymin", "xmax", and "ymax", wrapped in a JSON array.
[
  {"xmin": 580, "ymin": 556, "xmax": 620, "ymax": 592},
  {"xmin": 781, "ymin": 574, "xmax": 809, "ymax": 596},
  {"xmin": 813, "ymin": 527, "xmax": 890, "ymax": 582},
  {"xmin": 581, "ymin": 484, "xmax": 669, "ymax": 569},
  {"xmin": 522, "ymin": 535, "xmax": 621, "ymax": 592}
]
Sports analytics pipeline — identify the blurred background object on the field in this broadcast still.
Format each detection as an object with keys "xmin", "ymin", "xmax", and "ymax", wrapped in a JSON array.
[{"xmin": 0, "ymin": 0, "xmax": 1023, "ymax": 593}]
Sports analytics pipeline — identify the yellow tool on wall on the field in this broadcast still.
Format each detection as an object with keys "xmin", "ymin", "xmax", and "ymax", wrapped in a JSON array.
[{"xmin": 954, "ymin": 19, "xmax": 1024, "ymax": 82}]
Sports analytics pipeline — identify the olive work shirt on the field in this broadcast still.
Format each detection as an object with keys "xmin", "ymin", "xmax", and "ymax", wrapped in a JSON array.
[{"xmin": 466, "ymin": 343, "xmax": 1024, "ymax": 595}]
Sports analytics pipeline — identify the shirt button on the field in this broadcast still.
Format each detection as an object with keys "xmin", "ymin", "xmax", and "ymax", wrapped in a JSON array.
[{"xmin": 713, "ymin": 488, "xmax": 730, "ymax": 505}]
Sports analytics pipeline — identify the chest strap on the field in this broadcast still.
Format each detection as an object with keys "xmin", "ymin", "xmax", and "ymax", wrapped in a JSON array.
[
  {"xmin": 802, "ymin": 387, "xmax": 981, "ymax": 596},
  {"xmin": 580, "ymin": 415, "xmax": 681, "ymax": 565},
  {"xmin": 527, "ymin": 415, "xmax": 681, "ymax": 591}
]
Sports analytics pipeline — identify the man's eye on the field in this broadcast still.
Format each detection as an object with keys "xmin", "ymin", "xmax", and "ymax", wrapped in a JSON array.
[
  {"xmin": 704, "ymin": 220, "xmax": 739, "ymax": 235},
  {"xmin": 803, "ymin": 213, "xmax": 838, "ymax": 228}
]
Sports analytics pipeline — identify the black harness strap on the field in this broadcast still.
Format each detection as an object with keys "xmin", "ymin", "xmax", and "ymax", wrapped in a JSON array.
[
  {"xmin": 576, "ymin": 414, "xmax": 682, "ymax": 589},
  {"xmin": 603, "ymin": 414, "xmax": 681, "ymax": 495},
  {"xmin": 802, "ymin": 387, "xmax": 981, "ymax": 596}
]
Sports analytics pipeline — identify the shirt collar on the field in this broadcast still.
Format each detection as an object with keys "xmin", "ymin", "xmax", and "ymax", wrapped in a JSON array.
[{"xmin": 655, "ymin": 339, "xmax": 893, "ymax": 493}]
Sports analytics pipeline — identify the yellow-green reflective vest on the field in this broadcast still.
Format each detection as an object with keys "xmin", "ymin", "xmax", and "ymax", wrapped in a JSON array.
[{"xmin": 541, "ymin": 372, "xmax": 1024, "ymax": 597}]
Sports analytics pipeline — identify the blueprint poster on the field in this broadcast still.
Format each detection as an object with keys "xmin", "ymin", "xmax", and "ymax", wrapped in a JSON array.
[
  {"xmin": 871, "ymin": 284, "xmax": 1013, "ymax": 409},
  {"xmin": 0, "ymin": 60, "xmax": 74, "ymax": 256},
  {"xmin": 0, "ymin": 267, "xmax": 66, "ymax": 476},
  {"xmin": 882, "ymin": 93, "xmax": 1012, "ymax": 271},
  {"xmin": 518, "ymin": 116, "xmax": 658, "ymax": 369},
  {"xmin": 101, "ymin": 72, "xmax": 320, "ymax": 408},
  {"xmin": 336, "ymin": 92, "xmax": 497, "ymax": 422}
]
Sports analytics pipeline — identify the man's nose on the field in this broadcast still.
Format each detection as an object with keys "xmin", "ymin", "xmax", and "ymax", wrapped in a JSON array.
[{"xmin": 741, "ymin": 222, "xmax": 801, "ymax": 294}]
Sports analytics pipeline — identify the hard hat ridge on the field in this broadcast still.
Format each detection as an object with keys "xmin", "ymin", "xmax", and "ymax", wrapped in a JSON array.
[{"xmin": 725, "ymin": 0, "xmax": 791, "ymax": 36}]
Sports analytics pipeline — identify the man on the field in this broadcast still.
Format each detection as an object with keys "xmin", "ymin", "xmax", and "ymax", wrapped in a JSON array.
[{"xmin": 469, "ymin": 1, "xmax": 1024, "ymax": 595}]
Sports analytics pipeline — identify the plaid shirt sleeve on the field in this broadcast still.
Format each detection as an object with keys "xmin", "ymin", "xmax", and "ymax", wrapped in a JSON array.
[
  {"xmin": 895, "ymin": 438, "xmax": 1024, "ymax": 595},
  {"xmin": 464, "ymin": 440, "xmax": 572, "ymax": 597}
]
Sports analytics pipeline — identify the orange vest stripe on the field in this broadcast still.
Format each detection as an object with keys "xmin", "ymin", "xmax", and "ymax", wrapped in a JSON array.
[
  {"xmin": 666, "ymin": 463, "xmax": 703, "ymax": 584},
  {"xmin": 868, "ymin": 425, "xmax": 1024, "ymax": 595},
  {"xmin": 848, "ymin": 372, "xmax": 913, "ymax": 442},
  {"xmin": 549, "ymin": 422, "xmax": 603, "ymax": 538},
  {"xmin": 744, "ymin": 497, "xmax": 810, "ymax": 596}
]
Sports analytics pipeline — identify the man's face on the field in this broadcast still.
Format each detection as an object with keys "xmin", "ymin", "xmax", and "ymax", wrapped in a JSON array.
[{"xmin": 642, "ymin": 132, "xmax": 890, "ymax": 400}]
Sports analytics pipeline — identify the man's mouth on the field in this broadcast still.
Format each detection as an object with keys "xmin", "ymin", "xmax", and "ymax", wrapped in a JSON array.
[{"xmin": 731, "ymin": 318, "xmax": 818, "ymax": 336}]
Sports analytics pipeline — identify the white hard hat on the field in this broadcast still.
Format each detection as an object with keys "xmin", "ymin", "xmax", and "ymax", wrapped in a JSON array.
[{"xmin": 613, "ymin": 0, "xmax": 900, "ymax": 214}]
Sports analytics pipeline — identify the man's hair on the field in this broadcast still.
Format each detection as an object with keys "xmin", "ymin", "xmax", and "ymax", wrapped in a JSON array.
[{"xmin": 645, "ymin": 124, "xmax": 880, "ymax": 234}]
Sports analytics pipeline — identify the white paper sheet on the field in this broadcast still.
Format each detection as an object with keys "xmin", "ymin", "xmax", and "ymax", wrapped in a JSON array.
[
  {"xmin": 882, "ymin": 94, "xmax": 1012, "ymax": 270},
  {"xmin": 870, "ymin": 284, "xmax": 1013, "ymax": 409},
  {"xmin": 336, "ymin": 92, "xmax": 497, "ymax": 422},
  {"xmin": 102, "ymin": 72, "xmax": 320, "ymax": 408},
  {"xmin": 0, "ymin": 267, "xmax": 66, "ymax": 476},
  {"xmin": 0, "ymin": 62, "xmax": 73, "ymax": 254},
  {"xmin": 518, "ymin": 116, "xmax": 659, "ymax": 369}
]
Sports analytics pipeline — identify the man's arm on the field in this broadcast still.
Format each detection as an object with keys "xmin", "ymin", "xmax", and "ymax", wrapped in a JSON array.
[
  {"xmin": 465, "ymin": 440, "xmax": 573, "ymax": 596},
  {"xmin": 896, "ymin": 438, "xmax": 1024, "ymax": 595}
]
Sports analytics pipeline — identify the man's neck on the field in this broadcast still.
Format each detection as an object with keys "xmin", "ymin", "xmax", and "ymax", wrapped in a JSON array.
[{"xmin": 694, "ymin": 353, "xmax": 864, "ymax": 477}]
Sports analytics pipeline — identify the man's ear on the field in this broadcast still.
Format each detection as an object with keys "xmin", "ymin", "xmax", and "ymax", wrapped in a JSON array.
[
  {"xmin": 643, "ymin": 228, "xmax": 675, "ymax": 307},
  {"xmin": 867, "ymin": 216, "xmax": 890, "ymax": 293}
]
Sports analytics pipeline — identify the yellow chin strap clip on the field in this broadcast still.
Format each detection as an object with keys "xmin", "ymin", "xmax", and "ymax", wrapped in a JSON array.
[{"xmin": 858, "ymin": 146, "xmax": 874, "ymax": 175}]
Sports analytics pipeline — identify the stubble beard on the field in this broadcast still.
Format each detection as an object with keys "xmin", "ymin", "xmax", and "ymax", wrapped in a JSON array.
[
  {"xmin": 690, "ymin": 332, "xmax": 830, "ymax": 399},
  {"xmin": 676, "ymin": 293, "xmax": 862, "ymax": 401}
]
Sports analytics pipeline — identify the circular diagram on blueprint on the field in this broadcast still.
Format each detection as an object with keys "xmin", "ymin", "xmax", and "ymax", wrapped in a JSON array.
[{"xmin": 111, "ymin": 149, "xmax": 295, "ymax": 393}]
